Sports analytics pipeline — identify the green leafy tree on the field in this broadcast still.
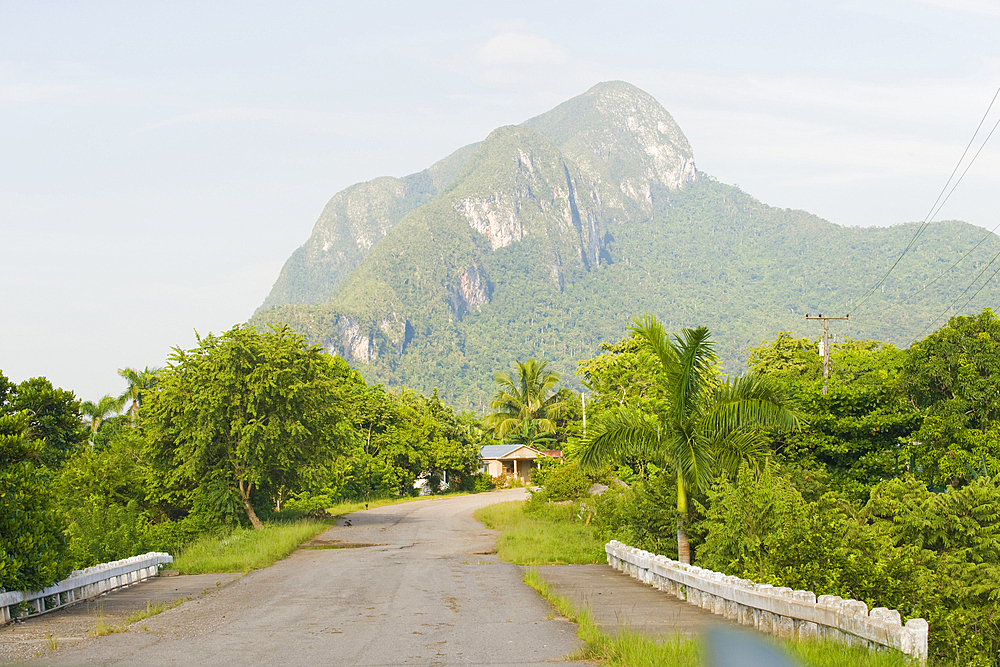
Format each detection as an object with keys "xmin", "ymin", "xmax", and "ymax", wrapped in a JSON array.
[
  {"xmin": 80, "ymin": 394, "xmax": 125, "ymax": 440},
  {"xmin": 144, "ymin": 324, "xmax": 348, "ymax": 529},
  {"xmin": 0, "ymin": 371, "xmax": 82, "ymax": 589},
  {"xmin": 579, "ymin": 317, "xmax": 802, "ymax": 563},
  {"xmin": 1, "ymin": 374, "xmax": 86, "ymax": 468},
  {"xmin": 903, "ymin": 308, "xmax": 1000, "ymax": 488},
  {"xmin": 748, "ymin": 333, "xmax": 917, "ymax": 497},
  {"xmin": 0, "ymin": 410, "xmax": 71, "ymax": 591},
  {"xmin": 484, "ymin": 358, "xmax": 567, "ymax": 447},
  {"xmin": 577, "ymin": 333, "xmax": 665, "ymax": 413}
]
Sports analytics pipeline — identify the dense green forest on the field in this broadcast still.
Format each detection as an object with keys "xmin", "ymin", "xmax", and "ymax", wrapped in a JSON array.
[
  {"xmin": 255, "ymin": 172, "xmax": 1000, "ymax": 411},
  {"xmin": 253, "ymin": 82, "xmax": 1000, "ymax": 411},
  {"xmin": 5, "ymin": 308, "xmax": 1000, "ymax": 663},
  {"xmin": 567, "ymin": 308, "xmax": 1000, "ymax": 666}
]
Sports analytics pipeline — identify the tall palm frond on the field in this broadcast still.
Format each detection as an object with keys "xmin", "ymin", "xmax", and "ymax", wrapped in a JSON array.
[
  {"xmin": 700, "ymin": 428, "xmax": 769, "ymax": 481},
  {"xmin": 485, "ymin": 358, "xmax": 565, "ymax": 443},
  {"xmin": 118, "ymin": 366, "xmax": 162, "ymax": 415},
  {"xmin": 80, "ymin": 394, "xmax": 125, "ymax": 437},
  {"xmin": 703, "ymin": 374, "xmax": 804, "ymax": 435},
  {"xmin": 631, "ymin": 315, "xmax": 677, "ymax": 377},
  {"xmin": 666, "ymin": 425, "xmax": 717, "ymax": 496},
  {"xmin": 578, "ymin": 315, "xmax": 804, "ymax": 564},
  {"xmin": 578, "ymin": 408, "xmax": 661, "ymax": 469},
  {"xmin": 667, "ymin": 326, "xmax": 716, "ymax": 422}
]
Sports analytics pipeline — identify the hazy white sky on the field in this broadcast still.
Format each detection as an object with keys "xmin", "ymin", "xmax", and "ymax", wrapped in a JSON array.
[{"xmin": 2, "ymin": 0, "xmax": 1000, "ymax": 401}]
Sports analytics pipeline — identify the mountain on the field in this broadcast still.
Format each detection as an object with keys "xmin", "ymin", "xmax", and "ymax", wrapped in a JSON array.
[{"xmin": 253, "ymin": 81, "xmax": 1000, "ymax": 411}]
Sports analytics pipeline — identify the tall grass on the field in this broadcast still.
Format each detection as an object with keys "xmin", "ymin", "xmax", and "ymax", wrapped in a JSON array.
[
  {"xmin": 523, "ymin": 568, "xmax": 915, "ymax": 667},
  {"xmin": 171, "ymin": 519, "xmax": 330, "ymax": 574},
  {"xmin": 474, "ymin": 500, "xmax": 606, "ymax": 564}
]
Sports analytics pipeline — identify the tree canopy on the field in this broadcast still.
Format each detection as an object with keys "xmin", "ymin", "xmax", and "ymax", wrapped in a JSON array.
[
  {"xmin": 143, "ymin": 324, "xmax": 349, "ymax": 529},
  {"xmin": 580, "ymin": 317, "xmax": 802, "ymax": 563},
  {"xmin": 0, "ymin": 371, "xmax": 79, "ymax": 591},
  {"xmin": 484, "ymin": 358, "xmax": 567, "ymax": 447}
]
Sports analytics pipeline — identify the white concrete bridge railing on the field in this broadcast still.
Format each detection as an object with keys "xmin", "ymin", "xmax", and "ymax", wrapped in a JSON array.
[
  {"xmin": 0, "ymin": 552, "xmax": 173, "ymax": 623},
  {"xmin": 606, "ymin": 540, "xmax": 928, "ymax": 664}
]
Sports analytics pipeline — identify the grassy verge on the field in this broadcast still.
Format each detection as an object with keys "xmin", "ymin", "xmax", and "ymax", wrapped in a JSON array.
[
  {"xmin": 473, "ymin": 500, "xmax": 605, "ymax": 564},
  {"xmin": 523, "ymin": 568, "xmax": 914, "ymax": 667},
  {"xmin": 171, "ymin": 519, "xmax": 331, "ymax": 574}
]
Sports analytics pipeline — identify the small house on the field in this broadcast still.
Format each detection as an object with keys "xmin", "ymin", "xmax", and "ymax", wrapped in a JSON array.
[{"xmin": 479, "ymin": 444, "xmax": 549, "ymax": 483}]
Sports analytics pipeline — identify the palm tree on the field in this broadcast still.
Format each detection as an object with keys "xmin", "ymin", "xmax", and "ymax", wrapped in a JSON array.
[
  {"xmin": 118, "ymin": 366, "xmax": 161, "ymax": 418},
  {"xmin": 484, "ymin": 358, "xmax": 567, "ymax": 447},
  {"xmin": 80, "ymin": 394, "xmax": 124, "ymax": 439},
  {"xmin": 579, "ymin": 316, "xmax": 802, "ymax": 564}
]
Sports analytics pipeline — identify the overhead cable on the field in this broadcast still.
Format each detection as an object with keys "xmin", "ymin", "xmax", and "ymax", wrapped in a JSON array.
[{"xmin": 846, "ymin": 84, "xmax": 1000, "ymax": 318}]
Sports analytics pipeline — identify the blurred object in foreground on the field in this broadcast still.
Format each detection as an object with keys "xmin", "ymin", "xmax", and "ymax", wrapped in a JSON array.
[{"xmin": 706, "ymin": 627, "xmax": 802, "ymax": 667}]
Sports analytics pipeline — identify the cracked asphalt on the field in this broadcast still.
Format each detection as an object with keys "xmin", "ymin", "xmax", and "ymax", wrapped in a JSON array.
[{"xmin": 23, "ymin": 489, "xmax": 588, "ymax": 667}]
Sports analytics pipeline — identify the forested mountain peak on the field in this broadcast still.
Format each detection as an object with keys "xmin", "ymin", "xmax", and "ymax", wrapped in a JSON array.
[
  {"xmin": 253, "ymin": 82, "xmax": 1000, "ymax": 410},
  {"xmin": 522, "ymin": 80, "xmax": 696, "ymax": 204}
]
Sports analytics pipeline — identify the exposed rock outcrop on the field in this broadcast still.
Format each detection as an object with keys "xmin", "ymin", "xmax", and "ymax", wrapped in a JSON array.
[
  {"xmin": 333, "ymin": 312, "xmax": 413, "ymax": 362},
  {"xmin": 447, "ymin": 264, "xmax": 492, "ymax": 320},
  {"xmin": 453, "ymin": 194, "xmax": 525, "ymax": 250}
]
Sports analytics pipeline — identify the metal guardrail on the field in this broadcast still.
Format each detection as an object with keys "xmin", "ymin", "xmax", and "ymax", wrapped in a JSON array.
[
  {"xmin": 0, "ymin": 552, "xmax": 173, "ymax": 623},
  {"xmin": 606, "ymin": 540, "xmax": 928, "ymax": 664}
]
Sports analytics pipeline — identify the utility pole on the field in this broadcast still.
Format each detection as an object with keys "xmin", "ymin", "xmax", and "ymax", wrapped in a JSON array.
[{"xmin": 805, "ymin": 313, "xmax": 849, "ymax": 395}]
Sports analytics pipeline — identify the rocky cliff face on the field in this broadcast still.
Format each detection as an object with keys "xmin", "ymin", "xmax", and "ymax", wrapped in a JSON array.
[
  {"xmin": 334, "ymin": 310, "xmax": 414, "ymax": 363},
  {"xmin": 259, "ymin": 142, "xmax": 479, "ymax": 310},
  {"xmin": 443, "ymin": 124, "xmax": 607, "ymax": 285}
]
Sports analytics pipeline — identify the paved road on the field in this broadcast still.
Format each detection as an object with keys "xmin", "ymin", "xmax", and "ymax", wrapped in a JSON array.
[
  {"xmin": 32, "ymin": 490, "xmax": 588, "ymax": 667},
  {"xmin": 531, "ymin": 564, "xmax": 734, "ymax": 636}
]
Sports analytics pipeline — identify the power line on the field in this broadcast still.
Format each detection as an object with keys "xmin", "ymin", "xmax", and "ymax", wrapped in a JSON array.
[
  {"xmin": 895, "ymin": 217, "xmax": 1000, "ymax": 305},
  {"xmin": 846, "ymin": 84, "xmax": 1000, "ymax": 318},
  {"xmin": 908, "ymin": 244, "xmax": 1000, "ymax": 344}
]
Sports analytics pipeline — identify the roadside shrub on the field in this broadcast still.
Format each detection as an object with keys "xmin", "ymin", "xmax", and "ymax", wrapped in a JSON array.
[
  {"xmin": 472, "ymin": 473, "xmax": 496, "ymax": 492},
  {"xmin": 283, "ymin": 490, "xmax": 341, "ymax": 513},
  {"xmin": 492, "ymin": 474, "xmax": 524, "ymax": 489},
  {"xmin": 540, "ymin": 463, "xmax": 590, "ymax": 501},
  {"xmin": 590, "ymin": 465, "xmax": 682, "ymax": 559},
  {"xmin": 529, "ymin": 454, "xmax": 562, "ymax": 486},
  {"xmin": 699, "ymin": 464, "xmax": 1000, "ymax": 667}
]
